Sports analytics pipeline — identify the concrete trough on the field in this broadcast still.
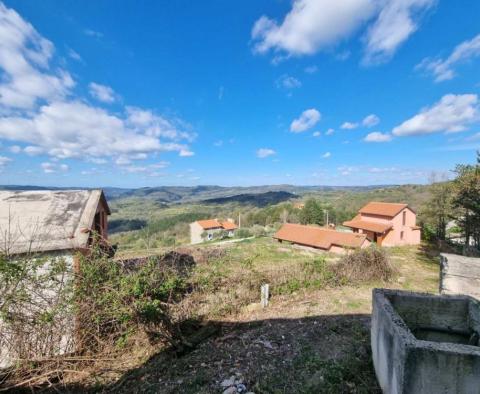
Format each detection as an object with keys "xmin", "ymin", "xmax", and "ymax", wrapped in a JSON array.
[{"xmin": 371, "ymin": 289, "xmax": 480, "ymax": 394}]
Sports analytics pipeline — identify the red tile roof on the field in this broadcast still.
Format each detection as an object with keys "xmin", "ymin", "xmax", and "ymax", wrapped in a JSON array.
[
  {"xmin": 359, "ymin": 202, "xmax": 410, "ymax": 217},
  {"xmin": 219, "ymin": 221, "xmax": 238, "ymax": 230},
  {"xmin": 274, "ymin": 223, "xmax": 367, "ymax": 250},
  {"xmin": 196, "ymin": 219, "xmax": 237, "ymax": 231},
  {"xmin": 343, "ymin": 215, "xmax": 392, "ymax": 233}
]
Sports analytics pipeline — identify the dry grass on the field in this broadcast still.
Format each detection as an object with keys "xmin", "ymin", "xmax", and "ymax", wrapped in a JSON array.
[
  {"xmin": 3, "ymin": 238, "xmax": 440, "ymax": 392},
  {"xmin": 332, "ymin": 246, "xmax": 398, "ymax": 284}
]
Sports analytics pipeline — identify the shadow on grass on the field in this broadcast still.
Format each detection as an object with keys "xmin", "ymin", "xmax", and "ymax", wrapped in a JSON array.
[{"xmin": 42, "ymin": 314, "xmax": 380, "ymax": 394}]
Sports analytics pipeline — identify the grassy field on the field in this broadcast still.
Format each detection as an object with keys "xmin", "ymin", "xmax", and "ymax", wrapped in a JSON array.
[{"xmin": 86, "ymin": 237, "xmax": 439, "ymax": 394}]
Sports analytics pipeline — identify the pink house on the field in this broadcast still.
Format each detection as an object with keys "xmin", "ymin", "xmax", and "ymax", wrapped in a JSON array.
[{"xmin": 343, "ymin": 202, "xmax": 421, "ymax": 247}]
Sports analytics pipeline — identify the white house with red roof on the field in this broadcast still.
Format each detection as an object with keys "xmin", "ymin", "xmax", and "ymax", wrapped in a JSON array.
[
  {"xmin": 343, "ymin": 202, "xmax": 421, "ymax": 246},
  {"xmin": 190, "ymin": 218, "xmax": 238, "ymax": 244}
]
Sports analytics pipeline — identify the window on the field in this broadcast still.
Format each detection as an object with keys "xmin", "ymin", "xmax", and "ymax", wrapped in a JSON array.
[
  {"xmin": 402, "ymin": 211, "xmax": 406, "ymax": 226},
  {"xmin": 207, "ymin": 233, "xmax": 213, "ymax": 240},
  {"xmin": 400, "ymin": 231, "xmax": 404, "ymax": 240}
]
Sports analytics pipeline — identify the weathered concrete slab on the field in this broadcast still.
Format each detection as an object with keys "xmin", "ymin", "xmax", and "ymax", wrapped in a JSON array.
[
  {"xmin": 371, "ymin": 289, "xmax": 480, "ymax": 394},
  {"xmin": 440, "ymin": 253, "xmax": 480, "ymax": 300}
]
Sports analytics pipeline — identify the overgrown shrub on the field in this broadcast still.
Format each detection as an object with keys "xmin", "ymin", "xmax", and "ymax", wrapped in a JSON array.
[
  {"xmin": 76, "ymin": 248, "xmax": 195, "ymax": 352},
  {"xmin": 332, "ymin": 246, "xmax": 397, "ymax": 284},
  {"xmin": 235, "ymin": 228, "xmax": 252, "ymax": 238},
  {"xmin": 0, "ymin": 254, "xmax": 74, "ymax": 364}
]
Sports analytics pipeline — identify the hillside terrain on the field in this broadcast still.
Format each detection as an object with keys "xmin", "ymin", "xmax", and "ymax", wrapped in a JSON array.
[
  {"xmin": 53, "ymin": 237, "xmax": 439, "ymax": 393},
  {"xmin": 106, "ymin": 183, "xmax": 433, "ymax": 251}
]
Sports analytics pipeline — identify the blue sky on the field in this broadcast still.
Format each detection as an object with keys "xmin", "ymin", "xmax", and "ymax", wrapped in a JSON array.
[{"xmin": 0, "ymin": 0, "xmax": 479, "ymax": 188}]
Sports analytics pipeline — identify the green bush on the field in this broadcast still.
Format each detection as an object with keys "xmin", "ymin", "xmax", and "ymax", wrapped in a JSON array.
[
  {"xmin": 76, "ymin": 248, "xmax": 193, "ymax": 351},
  {"xmin": 235, "ymin": 228, "xmax": 252, "ymax": 238}
]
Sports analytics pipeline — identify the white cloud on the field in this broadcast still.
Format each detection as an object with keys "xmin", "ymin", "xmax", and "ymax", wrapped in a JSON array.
[
  {"xmin": 256, "ymin": 148, "xmax": 276, "ymax": 158},
  {"xmin": 322, "ymin": 152, "xmax": 331, "ymax": 158},
  {"xmin": 363, "ymin": 0, "xmax": 436, "ymax": 64},
  {"xmin": 341, "ymin": 121, "xmax": 358, "ymax": 130},
  {"xmin": 392, "ymin": 94, "xmax": 479, "ymax": 136},
  {"xmin": 466, "ymin": 132, "xmax": 480, "ymax": 142},
  {"xmin": 41, "ymin": 161, "xmax": 68, "ymax": 173},
  {"xmin": 84, "ymin": 29, "xmax": 103, "ymax": 38},
  {"xmin": 362, "ymin": 114, "xmax": 380, "ymax": 127},
  {"xmin": 89, "ymin": 82, "xmax": 116, "ymax": 103},
  {"xmin": 325, "ymin": 128, "xmax": 334, "ymax": 135},
  {"xmin": 251, "ymin": 0, "xmax": 375, "ymax": 57},
  {"xmin": 369, "ymin": 166, "xmax": 398, "ymax": 173},
  {"xmin": 251, "ymin": 0, "xmax": 433, "ymax": 64},
  {"xmin": 290, "ymin": 108, "xmax": 321, "ymax": 132},
  {"xmin": 304, "ymin": 65, "xmax": 318, "ymax": 74},
  {"xmin": 416, "ymin": 34, "xmax": 480, "ymax": 82},
  {"xmin": 0, "ymin": 101, "xmax": 194, "ymax": 161},
  {"xmin": 213, "ymin": 140, "xmax": 223, "ymax": 147},
  {"xmin": 364, "ymin": 131, "xmax": 392, "ymax": 142},
  {"xmin": 337, "ymin": 165, "xmax": 359, "ymax": 176},
  {"xmin": 119, "ymin": 161, "xmax": 170, "ymax": 176},
  {"xmin": 24, "ymin": 145, "xmax": 44, "ymax": 155},
  {"xmin": 179, "ymin": 149, "xmax": 194, "ymax": 157},
  {"xmin": 0, "ymin": 155, "xmax": 11, "ymax": 167},
  {"xmin": 0, "ymin": 2, "xmax": 196, "ymax": 168},
  {"xmin": 313, "ymin": 131, "xmax": 321, "ymax": 137},
  {"xmin": 9, "ymin": 145, "xmax": 21, "ymax": 153},
  {"xmin": 0, "ymin": 3, "xmax": 74, "ymax": 110},
  {"xmin": 67, "ymin": 48, "xmax": 82, "ymax": 62},
  {"xmin": 276, "ymin": 74, "xmax": 302, "ymax": 89}
]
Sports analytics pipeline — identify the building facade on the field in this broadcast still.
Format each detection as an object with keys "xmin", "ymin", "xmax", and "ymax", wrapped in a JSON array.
[
  {"xmin": 343, "ymin": 202, "xmax": 421, "ymax": 247},
  {"xmin": 0, "ymin": 189, "xmax": 110, "ymax": 367},
  {"xmin": 190, "ymin": 218, "xmax": 237, "ymax": 244}
]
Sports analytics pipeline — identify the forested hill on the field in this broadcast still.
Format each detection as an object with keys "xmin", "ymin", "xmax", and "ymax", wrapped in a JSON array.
[{"xmin": 0, "ymin": 184, "xmax": 402, "ymax": 204}]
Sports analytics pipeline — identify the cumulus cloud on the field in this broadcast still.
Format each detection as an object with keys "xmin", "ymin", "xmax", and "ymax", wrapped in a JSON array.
[
  {"xmin": 364, "ymin": 131, "xmax": 392, "ymax": 142},
  {"xmin": 9, "ymin": 145, "xmax": 21, "ymax": 153},
  {"xmin": 252, "ymin": 0, "xmax": 375, "ymax": 57},
  {"xmin": 0, "ymin": 101, "xmax": 195, "ymax": 161},
  {"xmin": 325, "ymin": 128, "xmax": 334, "ymax": 135},
  {"xmin": 89, "ymin": 82, "xmax": 116, "ymax": 103},
  {"xmin": 0, "ymin": 2, "xmax": 196, "ymax": 167},
  {"xmin": 120, "ymin": 161, "xmax": 169, "ymax": 176},
  {"xmin": 322, "ymin": 152, "xmax": 331, "ymax": 158},
  {"xmin": 416, "ymin": 34, "xmax": 480, "ymax": 82},
  {"xmin": 313, "ymin": 131, "xmax": 321, "ymax": 137},
  {"xmin": 341, "ymin": 121, "xmax": 358, "ymax": 130},
  {"xmin": 363, "ymin": 0, "xmax": 436, "ymax": 64},
  {"xmin": 276, "ymin": 74, "xmax": 302, "ymax": 89},
  {"xmin": 41, "ymin": 161, "xmax": 68, "ymax": 173},
  {"xmin": 256, "ymin": 148, "xmax": 276, "ymax": 158},
  {"xmin": 392, "ymin": 94, "xmax": 479, "ymax": 136},
  {"xmin": 251, "ymin": 0, "xmax": 434, "ymax": 64},
  {"xmin": 0, "ymin": 2, "xmax": 74, "ymax": 110},
  {"xmin": 0, "ymin": 155, "xmax": 11, "ymax": 167},
  {"xmin": 179, "ymin": 149, "xmax": 195, "ymax": 157},
  {"xmin": 290, "ymin": 108, "xmax": 321, "ymax": 132},
  {"xmin": 362, "ymin": 114, "xmax": 380, "ymax": 127}
]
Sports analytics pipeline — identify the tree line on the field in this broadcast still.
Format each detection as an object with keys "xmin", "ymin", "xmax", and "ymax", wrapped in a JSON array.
[{"xmin": 422, "ymin": 152, "xmax": 480, "ymax": 254}]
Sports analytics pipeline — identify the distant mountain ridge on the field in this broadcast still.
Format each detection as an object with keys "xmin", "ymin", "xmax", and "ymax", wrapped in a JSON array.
[{"xmin": 0, "ymin": 184, "xmax": 401, "ymax": 204}]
